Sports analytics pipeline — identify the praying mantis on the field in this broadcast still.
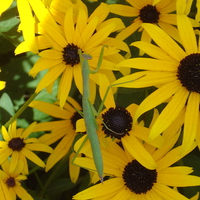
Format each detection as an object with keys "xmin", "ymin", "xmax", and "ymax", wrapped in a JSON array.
[
  {"xmin": 73, "ymin": 46, "xmax": 146, "ymax": 182},
  {"xmin": 78, "ymin": 47, "xmax": 106, "ymax": 182}
]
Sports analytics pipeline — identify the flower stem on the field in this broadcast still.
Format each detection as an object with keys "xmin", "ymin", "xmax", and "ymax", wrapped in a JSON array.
[{"xmin": 4, "ymin": 92, "xmax": 38, "ymax": 128}]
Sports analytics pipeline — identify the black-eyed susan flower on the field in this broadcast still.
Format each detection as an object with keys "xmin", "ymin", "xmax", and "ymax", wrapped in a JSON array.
[
  {"xmin": 73, "ymin": 135, "xmax": 200, "ymax": 200},
  {"xmin": 23, "ymin": 3, "xmax": 129, "ymax": 108},
  {"xmin": 0, "ymin": 159, "xmax": 33, "ymax": 200},
  {"xmin": 29, "ymin": 97, "xmax": 84, "ymax": 181},
  {"xmin": 0, "ymin": 121, "xmax": 53, "ymax": 174},
  {"xmin": 76, "ymin": 102, "xmax": 165, "ymax": 170},
  {"xmin": 113, "ymin": 14, "xmax": 200, "ymax": 155},
  {"xmin": 109, "ymin": 0, "xmax": 181, "ymax": 44}
]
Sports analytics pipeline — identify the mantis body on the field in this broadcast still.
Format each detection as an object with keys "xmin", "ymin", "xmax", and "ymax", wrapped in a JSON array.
[{"xmin": 78, "ymin": 47, "xmax": 106, "ymax": 182}]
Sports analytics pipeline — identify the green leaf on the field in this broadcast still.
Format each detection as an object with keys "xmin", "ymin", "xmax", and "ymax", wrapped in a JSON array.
[
  {"xmin": 0, "ymin": 93, "xmax": 14, "ymax": 125},
  {"xmin": 46, "ymin": 178, "xmax": 76, "ymax": 196},
  {"xmin": 0, "ymin": 1, "xmax": 19, "ymax": 33},
  {"xmin": 0, "ymin": 1, "xmax": 23, "ymax": 47}
]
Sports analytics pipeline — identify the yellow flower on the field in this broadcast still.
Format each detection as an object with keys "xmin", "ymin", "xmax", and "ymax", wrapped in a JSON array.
[
  {"xmin": 29, "ymin": 97, "xmax": 83, "ymax": 180},
  {"xmin": 0, "ymin": 121, "xmax": 53, "ymax": 174},
  {"xmin": 109, "ymin": 0, "xmax": 180, "ymax": 43},
  {"xmin": 73, "ymin": 136, "xmax": 200, "ymax": 200},
  {"xmin": 25, "ymin": 3, "xmax": 129, "ymax": 108},
  {"xmin": 0, "ymin": 159, "xmax": 33, "ymax": 200},
  {"xmin": 113, "ymin": 14, "xmax": 200, "ymax": 155}
]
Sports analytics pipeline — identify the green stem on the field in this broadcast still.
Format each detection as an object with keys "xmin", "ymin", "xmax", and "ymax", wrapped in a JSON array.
[{"xmin": 4, "ymin": 92, "xmax": 38, "ymax": 128}]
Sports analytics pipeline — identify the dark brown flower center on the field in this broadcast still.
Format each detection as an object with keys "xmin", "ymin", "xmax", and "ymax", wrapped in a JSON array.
[
  {"xmin": 6, "ymin": 177, "xmax": 16, "ymax": 187},
  {"xmin": 101, "ymin": 106, "xmax": 132, "ymax": 139},
  {"xmin": 63, "ymin": 43, "xmax": 81, "ymax": 67},
  {"xmin": 71, "ymin": 111, "xmax": 83, "ymax": 131},
  {"xmin": 177, "ymin": 53, "xmax": 200, "ymax": 93},
  {"xmin": 8, "ymin": 137, "xmax": 25, "ymax": 151},
  {"xmin": 139, "ymin": 4, "xmax": 160, "ymax": 23},
  {"xmin": 122, "ymin": 160, "xmax": 157, "ymax": 194}
]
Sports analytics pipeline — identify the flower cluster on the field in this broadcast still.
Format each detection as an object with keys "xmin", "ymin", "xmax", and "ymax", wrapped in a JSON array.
[{"xmin": 1, "ymin": 0, "xmax": 200, "ymax": 199}]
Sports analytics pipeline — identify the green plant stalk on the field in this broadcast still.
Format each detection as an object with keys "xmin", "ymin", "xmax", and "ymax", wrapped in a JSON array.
[{"xmin": 4, "ymin": 92, "xmax": 38, "ymax": 128}]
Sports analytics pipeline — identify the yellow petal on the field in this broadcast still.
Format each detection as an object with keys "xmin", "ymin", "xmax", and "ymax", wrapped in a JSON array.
[
  {"xmin": 122, "ymin": 136, "xmax": 157, "ymax": 170},
  {"xmin": 181, "ymin": 92, "xmax": 200, "ymax": 155},
  {"xmin": 117, "ymin": 57, "xmax": 178, "ymax": 71},
  {"xmin": 73, "ymin": 178, "xmax": 123, "ymax": 199},
  {"xmin": 46, "ymin": 134, "xmax": 74, "ymax": 171},
  {"xmin": 109, "ymin": 4, "xmax": 138, "ymax": 17},
  {"xmin": 17, "ymin": 0, "xmax": 38, "ymax": 53},
  {"xmin": 149, "ymin": 87, "xmax": 189, "ymax": 141},
  {"xmin": 64, "ymin": 7, "xmax": 74, "ymax": 44},
  {"xmin": 0, "ymin": 81, "xmax": 5, "ymax": 90},
  {"xmin": 35, "ymin": 63, "xmax": 65, "ymax": 93},
  {"xmin": 57, "ymin": 66, "xmax": 73, "ymax": 108},
  {"xmin": 116, "ymin": 20, "xmax": 141, "ymax": 41},
  {"xmin": 113, "ymin": 71, "xmax": 177, "ymax": 88},
  {"xmin": 21, "ymin": 148, "xmax": 45, "ymax": 168},
  {"xmin": 132, "ymin": 41, "xmax": 174, "ymax": 61},
  {"xmin": 14, "ymin": 185, "xmax": 33, "ymax": 200},
  {"xmin": 142, "ymin": 23, "xmax": 186, "ymax": 61},
  {"xmin": 0, "ymin": 0, "xmax": 12, "ymax": 16},
  {"xmin": 134, "ymin": 80, "xmax": 181, "ymax": 124},
  {"xmin": 177, "ymin": 15, "xmax": 198, "ymax": 54}
]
